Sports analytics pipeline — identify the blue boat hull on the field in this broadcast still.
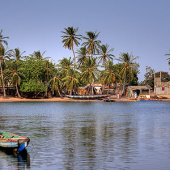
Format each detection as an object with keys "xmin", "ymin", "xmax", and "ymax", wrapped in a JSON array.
[{"xmin": 0, "ymin": 138, "xmax": 30, "ymax": 153}]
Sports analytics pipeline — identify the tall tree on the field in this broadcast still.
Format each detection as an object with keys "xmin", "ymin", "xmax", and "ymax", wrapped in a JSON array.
[
  {"xmin": 62, "ymin": 69, "xmax": 79, "ymax": 95},
  {"xmin": 61, "ymin": 27, "xmax": 81, "ymax": 68},
  {"xmin": 11, "ymin": 48, "xmax": 25, "ymax": 61},
  {"xmin": 31, "ymin": 51, "xmax": 48, "ymax": 60},
  {"xmin": 81, "ymin": 57, "xmax": 99, "ymax": 94},
  {"xmin": 7, "ymin": 60, "xmax": 25, "ymax": 98},
  {"xmin": 76, "ymin": 47, "xmax": 88, "ymax": 65},
  {"xmin": 142, "ymin": 66, "xmax": 155, "ymax": 88},
  {"xmin": 100, "ymin": 60, "xmax": 116, "ymax": 87},
  {"xmin": 82, "ymin": 31, "xmax": 101, "ymax": 56},
  {"xmin": 98, "ymin": 44, "xmax": 114, "ymax": 67},
  {"xmin": 0, "ymin": 30, "xmax": 9, "ymax": 98},
  {"xmin": 50, "ymin": 70, "xmax": 62, "ymax": 97},
  {"xmin": 116, "ymin": 52, "xmax": 139, "ymax": 95},
  {"xmin": 58, "ymin": 57, "xmax": 73, "ymax": 77}
]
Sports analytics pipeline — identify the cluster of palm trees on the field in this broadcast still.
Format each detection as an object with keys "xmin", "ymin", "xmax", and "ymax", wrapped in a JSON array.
[
  {"xmin": 61, "ymin": 27, "xmax": 139, "ymax": 95},
  {"xmin": 0, "ymin": 28, "xmax": 139, "ymax": 98}
]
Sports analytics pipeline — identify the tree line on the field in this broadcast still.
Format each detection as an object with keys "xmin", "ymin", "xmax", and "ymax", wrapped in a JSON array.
[{"xmin": 0, "ymin": 27, "xmax": 140, "ymax": 98}]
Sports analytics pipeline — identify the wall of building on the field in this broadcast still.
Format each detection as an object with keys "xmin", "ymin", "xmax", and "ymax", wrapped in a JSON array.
[
  {"xmin": 155, "ymin": 82, "xmax": 170, "ymax": 95},
  {"xmin": 154, "ymin": 72, "xmax": 170, "ymax": 95}
]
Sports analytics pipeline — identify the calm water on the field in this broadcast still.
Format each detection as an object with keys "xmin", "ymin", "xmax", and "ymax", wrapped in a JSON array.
[{"xmin": 0, "ymin": 101, "xmax": 170, "ymax": 170}]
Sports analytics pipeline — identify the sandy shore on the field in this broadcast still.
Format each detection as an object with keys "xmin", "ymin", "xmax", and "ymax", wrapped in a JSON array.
[
  {"xmin": 0, "ymin": 96, "xmax": 169, "ymax": 103},
  {"xmin": 0, "ymin": 96, "xmax": 139, "ymax": 103}
]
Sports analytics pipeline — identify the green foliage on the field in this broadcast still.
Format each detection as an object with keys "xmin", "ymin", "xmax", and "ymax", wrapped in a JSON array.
[
  {"xmin": 61, "ymin": 27, "xmax": 81, "ymax": 49},
  {"xmin": 140, "ymin": 66, "xmax": 155, "ymax": 88},
  {"xmin": 0, "ymin": 28, "xmax": 143, "ymax": 98},
  {"xmin": 62, "ymin": 68, "xmax": 80, "ymax": 95},
  {"xmin": 20, "ymin": 79, "xmax": 47, "ymax": 93},
  {"xmin": 100, "ymin": 61, "xmax": 115, "ymax": 85},
  {"xmin": 81, "ymin": 57, "xmax": 99, "ymax": 85},
  {"xmin": 82, "ymin": 31, "xmax": 101, "ymax": 55},
  {"xmin": 97, "ymin": 44, "xmax": 114, "ymax": 66}
]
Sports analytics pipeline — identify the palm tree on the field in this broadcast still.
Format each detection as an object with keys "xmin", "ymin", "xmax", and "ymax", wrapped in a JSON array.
[
  {"xmin": 31, "ymin": 51, "xmax": 47, "ymax": 60},
  {"xmin": 11, "ymin": 48, "xmax": 26, "ymax": 61},
  {"xmin": 116, "ymin": 52, "xmax": 139, "ymax": 95},
  {"xmin": 50, "ymin": 70, "xmax": 62, "ymax": 97},
  {"xmin": 61, "ymin": 27, "xmax": 81, "ymax": 68},
  {"xmin": 165, "ymin": 50, "xmax": 170, "ymax": 66},
  {"xmin": 44, "ymin": 60, "xmax": 54, "ymax": 98},
  {"xmin": 0, "ymin": 30, "xmax": 9, "ymax": 98},
  {"xmin": 82, "ymin": 31, "xmax": 101, "ymax": 55},
  {"xmin": 98, "ymin": 44, "xmax": 114, "ymax": 67},
  {"xmin": 62, "ymin": 69, "xmax": 79, "ymax": 95},
  {"xmin": 11, "ymin": 61, "xmax": 25, "ymax": 98},
  {"xmin": 76, "ymin": 47, "xmax": 88, "ymax": 65},
  {"xmin": 81, "ymin": 57, "xmax": 99, "ymax": 95},
  {"xmin": 58, "ymin": 57, "xmax": 73, "ymax": 76},
  {"xmin": 100, "ymin": 61, "xmax": 116, "ymax": 87}
]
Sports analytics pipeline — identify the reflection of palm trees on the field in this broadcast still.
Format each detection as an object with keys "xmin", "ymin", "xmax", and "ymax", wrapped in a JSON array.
[{"xmin": 0, "ymin": 149, "xmax": 30, "ymax": 169}]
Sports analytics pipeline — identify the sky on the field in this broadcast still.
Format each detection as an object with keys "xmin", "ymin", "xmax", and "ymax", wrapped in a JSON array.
[{"xmin": 0, "ymin": 0, "xmax": 170, "ymax": 81}]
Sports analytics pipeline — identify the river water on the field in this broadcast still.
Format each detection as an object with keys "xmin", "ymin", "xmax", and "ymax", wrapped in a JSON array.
[{"xmin": 0, "ymin": 101, "xmax": 170, "ymax": 170}]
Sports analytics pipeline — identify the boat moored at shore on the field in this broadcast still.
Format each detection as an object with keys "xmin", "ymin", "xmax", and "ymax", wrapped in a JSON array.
[{"xmin": 0, "ymin": 131, "xmax": 30, "ymax": 153}]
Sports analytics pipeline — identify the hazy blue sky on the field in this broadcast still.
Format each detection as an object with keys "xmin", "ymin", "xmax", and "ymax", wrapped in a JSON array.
[{"xmin": 0, "ymin": 0, "xmax": 170, "ymax": 80}]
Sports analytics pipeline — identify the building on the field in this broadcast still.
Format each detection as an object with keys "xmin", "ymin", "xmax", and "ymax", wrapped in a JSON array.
[
  {"xmin": 127, "ymin": 86, "xmax": 151, "ymax": 99},
  {"xmin": 154, "ymin": 72, "xmax": 170, "ymax": 95}
]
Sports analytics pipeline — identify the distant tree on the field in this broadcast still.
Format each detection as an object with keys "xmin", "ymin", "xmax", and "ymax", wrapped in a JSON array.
[
  {"xmin": 76, "ymin": 47, "xmax": 88, "ymax": 65},
  {"xmin": 80, "ymin": 57, "xmax": 99, "ymax": 94},
  {"xmin": 165, "ymin": 50, "xmax": 170, "ymax": 67},
  {"xmin": 98, "ymin": 44, "xmax": 114, "ymax": 67},
  {"xmin": 82, "ymin": 31, "xmax": 101, "ymax": 56},
  {"xmin": 62, "ymin": 69, "xmax": 79, "ymax": 95},
  {"xmin": 100, "ymin": 60, "xmax": 115, "ymax": 87},
  {"xmin": 58, "ymin": 57, "xmax": 73, "ymax": 78},
  {"xmin": 20, "ymin": 79, "xmax": 47, "ymax": 98},
  {"xmin": 31, "ymin": 51, "xmax": 47, "ymax": 60},
  {"xmin": 7, "ymin": 60, "xmax": 25, "ymax": 98},
  {"xmin": 11, "ymin": 48, "xmax": 25, "ymax": 61},
  {"xmin": 50, "ymin": 70, "xmax": 62, "ymax": 97},
  {"xmin": 142, "ymin": 66, "xmax": 155, "ymax": 89},
  {"xmin": 61, "ymin": 27, "xmax": 81, "ymax": 68},
  {"xmin": 0, "ymin": 30, "xmax": 9, "ymax": 97},
  {"xmin": 116, "ymin": 52, "xmax": 139, "ymax": 95}
]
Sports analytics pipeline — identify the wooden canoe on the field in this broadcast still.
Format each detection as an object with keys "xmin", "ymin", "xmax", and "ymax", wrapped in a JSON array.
[
  {"xmin": 66, "ymin": 95, "xmax": 108, "ymax": 99},
  {"xmin": 0, "ymin": 130, "xmax": 30, "ymax": 153}
]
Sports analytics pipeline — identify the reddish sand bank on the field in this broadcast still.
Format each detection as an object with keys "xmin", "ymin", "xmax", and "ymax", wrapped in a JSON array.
[
  {"xmin": 0, "ymin": 96, "xmax": 137, "ymax": 103},
  {"xmin": 0, "ymin": 96, "xmax": 169, "ymax": 103}
]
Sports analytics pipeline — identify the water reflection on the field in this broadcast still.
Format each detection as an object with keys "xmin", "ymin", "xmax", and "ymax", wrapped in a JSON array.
[
  {"xmin": 0, "ymin": 102, "xmax": 170, "ymax": 170},
  {"xmin": 61, "ymin": 112, "xmax": 139, "ymax": 169},
  {"xmin": 0, "ymin": 149, "xmax": 30, "ymax": 170}
]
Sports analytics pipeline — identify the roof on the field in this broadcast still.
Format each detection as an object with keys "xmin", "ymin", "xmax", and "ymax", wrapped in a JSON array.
[{"xmin": 128, "ymin": 86, "xmax": 151, "ymax": 90}]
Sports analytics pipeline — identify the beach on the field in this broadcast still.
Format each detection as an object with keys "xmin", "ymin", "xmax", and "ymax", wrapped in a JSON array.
[{"xmin": 0, "ymin": 95, "xmax": 170, "ymax": 103}]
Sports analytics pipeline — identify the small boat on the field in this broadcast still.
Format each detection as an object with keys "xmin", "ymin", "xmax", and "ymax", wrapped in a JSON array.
[
  {"xmin": 66, "ymin": 95, "xmax": 108, "ymax": 99},
  {"xmin": 103, "ymin": 99, "xmax": 115, "ymax": 102},
  {"xmin": 0, "ymin": 130, "xmax": 30, "ymax": 153}
]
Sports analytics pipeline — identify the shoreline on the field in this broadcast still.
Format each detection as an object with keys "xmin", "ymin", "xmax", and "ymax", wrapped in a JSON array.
[{"xmin": 0, "ymin": 97, "xmax": 170, "ymax": 103}]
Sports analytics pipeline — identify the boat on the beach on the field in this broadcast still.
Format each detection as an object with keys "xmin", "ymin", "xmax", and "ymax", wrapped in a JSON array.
[
  {"xmin": 66, "ymin": 95, "xmax": 107, "ymax": 99},
  {"xmin": 0, "ymin": 130, "xmax": 30, "ymax": 153}
]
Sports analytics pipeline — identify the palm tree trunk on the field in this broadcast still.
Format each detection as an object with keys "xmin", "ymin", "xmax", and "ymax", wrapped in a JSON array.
[
  {"xmin": 70, "ymin": 89, "xmax": 72, "ymax": 95},
  {"xmin": 57, "ymin": 89, "xmax": 62, "ymax": 98},
  {"xmin": 0, "ymin": 61, "xmax": 6, "ymax": 98},
  {"xmin": 16, "ymin": 82, "xmax": 21, "ymax": 98},
  {"xmin": 72, "ymin": 47, "xmax": 76, "ymax": 69},
  {"xmin": 122, "ymin": 78, "xmax": 126, "ymax": 96}
]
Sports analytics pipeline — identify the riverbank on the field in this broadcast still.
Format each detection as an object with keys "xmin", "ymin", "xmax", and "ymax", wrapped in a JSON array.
[
  {"xmin": 0, "ymin": 96, "xmax": 139, "ymax": 103},
  {"xmin": 0, "ymin": 96, "xmax": 170, "ymax": 103}
]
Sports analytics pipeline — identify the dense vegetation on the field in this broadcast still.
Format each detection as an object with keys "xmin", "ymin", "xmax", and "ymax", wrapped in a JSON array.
[{"xmin": 0, "ymin": 27, "xmax": 140, "ymax": 98}]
